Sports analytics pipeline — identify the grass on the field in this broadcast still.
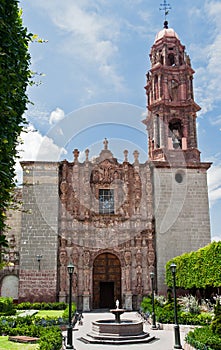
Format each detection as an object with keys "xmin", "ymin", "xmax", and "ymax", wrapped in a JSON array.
[
  {"xmin": 0, "ymin": 336, "xmax": 38, "ymax": 350},
  {"xmin": 0, "ymin": 310, "xmax": 64, "ymax": 349},
  {"xmin": 35, "ymin": 310, "xmax": 63, "ymax": 318}
]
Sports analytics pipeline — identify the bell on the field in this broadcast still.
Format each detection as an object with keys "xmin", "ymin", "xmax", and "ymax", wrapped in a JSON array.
[{"xmin": 172, "ymin": 137, "xmax": 181, "ymax": 149}]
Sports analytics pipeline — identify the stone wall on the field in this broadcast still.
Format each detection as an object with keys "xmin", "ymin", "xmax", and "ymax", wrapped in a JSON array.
[
  {"xmin": 153, "ymin": 165, "xmax": 211, "ymax": 293},
  {"xmin": 19, "ymin": 162, "xmax": 59, "ymax": 302}
]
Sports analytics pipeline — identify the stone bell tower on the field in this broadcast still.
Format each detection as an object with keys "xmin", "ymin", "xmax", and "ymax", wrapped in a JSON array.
[{"xmin": 143, "ymin": 21, "xmax": 211, "ymax": 293}]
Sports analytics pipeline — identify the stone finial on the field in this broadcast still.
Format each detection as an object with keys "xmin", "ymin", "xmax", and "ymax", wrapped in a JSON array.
[
  {"xmin": 133, "ymin": 150, "xmax": 139, "ymax": 164},
  {"xmin": 103, "ymin": 138, "xmax": 108, "ymax": 150},
  {"xmin": 73, "ymin": 149, "xmax": 79, "ymax": 162},
  {"xmin": 123, "ymin": 150, "xmax": 128, "ymax": 162},
  {"xmin": 85, "ymin": 149, "xmax": 89, "ymax": 162},
  {"xmin": 164, "ymin": 20, "xmax": 168, "ymax": 29},
  {"xmin": 185, "ymin": 53, "xmax": 191, "ymax": 66}
]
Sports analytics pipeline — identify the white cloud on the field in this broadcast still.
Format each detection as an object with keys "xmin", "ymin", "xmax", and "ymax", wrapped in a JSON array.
[
  {"xmin": 49, "ymin": 107, "xmax": 65, "ymax": 125},
  {"xmin": 193, "ymin": 2, "xmax": 221, "ymax": 116},
  {"xmin": 30, "ymin": 0, "xmax": 124, "ymax": 93},
  {"xmin": 16, "ymin": 125, "xmax": 67, "ymax": 185},
  {"xmin": 211, "ymin": 235, "xmax": 221, "ymax": 242}
]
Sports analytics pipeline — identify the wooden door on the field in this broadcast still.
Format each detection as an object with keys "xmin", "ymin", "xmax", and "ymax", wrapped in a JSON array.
[{"xmin": 93, "ymin": 253, "xmax": 121, "ymax": 309}]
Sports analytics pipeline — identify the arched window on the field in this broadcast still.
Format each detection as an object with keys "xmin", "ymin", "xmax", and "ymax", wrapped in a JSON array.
[
  {"xmin": 168, "ymin": 53, "xmax": 175, "ymax": 66},
  {"xmin": 169, "ymin": 120, "xmax": 183, "ymax": 149}
]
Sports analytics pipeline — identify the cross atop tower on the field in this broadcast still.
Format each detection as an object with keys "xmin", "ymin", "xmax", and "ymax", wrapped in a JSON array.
[{"xmin": 159, "ymin": 0, "xmax": 171, "ymax": 25}]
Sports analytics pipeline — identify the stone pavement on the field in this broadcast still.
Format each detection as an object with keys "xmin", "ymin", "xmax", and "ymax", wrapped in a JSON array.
[{"xmin": 62, "ymin": 311, "xmax": 190, "ymax": 350}]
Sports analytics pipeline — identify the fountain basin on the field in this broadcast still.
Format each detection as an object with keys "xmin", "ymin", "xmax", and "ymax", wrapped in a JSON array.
[
  {"xmin": 92, "ymin": 319, "xmax": 143, "ymax": 336},
  {"xmin": 80, "ymin": 318, "xmax": 155, "ymax": 345}
]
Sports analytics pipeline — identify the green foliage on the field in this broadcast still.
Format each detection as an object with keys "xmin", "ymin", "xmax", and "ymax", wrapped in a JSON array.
[
  {"xmin": 141, "ymin": 296, "xmax": 212, "ymax": 326},
  {"xmin": 140, "ymin": 295, "xmax": 152, "ymax": 313},
  {"xmin": 15, "ymin": 302, "xmax": 67, "ymax": 310},
  {"xmin": 179, "ymin": 298, "xmax": 221, "ymax": 349},
  {"xmin": 141, "ymin": 296, "xmax": 176, "ymax": 323},
  {"xmin": 180, "ymin": 312, "xmax": 212, "ymax": 326},
  {"xmin": 38, "ymin": 327, "xmax": 62, "ymax": 350},
  {"xmin": 211, "ymin": 300, "xmax": 221, "ymax": 335},
  {"xmin": 62, "ymin": 303, "xmax": 76, "ymax": 319},
  {"xmin": 186, "ymin": 326, "xmax": 221, "ymax": 350},
  {"xmin": 0, "ymin": 0, "xmax": 31, "ymax": 232},
  {"xmin": 0, "ymin": 315, "xmax": 62, "ymax": 350},
  {"xmin": 0, "ymin": 297, "xmax": 16, "ymax": 316},
  {"xmin": 165, "ymin": 241, "xmax": 221, "ymax": 289}
]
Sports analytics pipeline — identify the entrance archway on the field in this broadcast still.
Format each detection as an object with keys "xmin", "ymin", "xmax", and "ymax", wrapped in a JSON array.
[
  {"xmin": 1, "ymin": 275, "xmax": 19, "ymax": 300},
  {"xmin": 93, "ymin": 253, "xmax": 121, "ymax": 309}
]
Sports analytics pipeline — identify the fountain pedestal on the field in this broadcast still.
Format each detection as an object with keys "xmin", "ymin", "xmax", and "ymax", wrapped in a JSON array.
[{"xmin": 110, "ymin": 308, "xmax": 125, "ymax": 323}]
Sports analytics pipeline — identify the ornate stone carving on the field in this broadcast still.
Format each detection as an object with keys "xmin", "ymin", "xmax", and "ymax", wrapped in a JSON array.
[
  {"xmin": 136, "ymin": 265, "xmax": 143, "ymax": 294},
  {"xmin": 59, "ymin": 150, "xmax": 142, "ymax": 227}
]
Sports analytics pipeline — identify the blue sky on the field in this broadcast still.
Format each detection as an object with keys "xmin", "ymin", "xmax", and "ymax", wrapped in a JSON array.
[{"xmin": 18, "ymin": 0, "xmax": 221, "ymax": 241}]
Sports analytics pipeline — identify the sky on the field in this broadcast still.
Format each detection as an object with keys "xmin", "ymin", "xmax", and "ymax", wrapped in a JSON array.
[{"xmin": 18, "ymin": 0, "xmax": 221, "ymax": 241}]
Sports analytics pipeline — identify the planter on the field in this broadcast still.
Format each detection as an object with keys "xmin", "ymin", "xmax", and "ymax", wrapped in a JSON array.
[{"xmin": 183, "ymin": 343, "xmax": 196, "ymax": 350}]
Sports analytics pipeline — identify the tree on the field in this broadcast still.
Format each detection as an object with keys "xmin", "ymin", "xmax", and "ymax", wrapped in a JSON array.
[
  {"xmin": 0, "ymin": 1, "xmax": 31, "ymax": 233},
  {"xmin": 165, "ymin": 241, "xmax": 221, "ymax": 290}
]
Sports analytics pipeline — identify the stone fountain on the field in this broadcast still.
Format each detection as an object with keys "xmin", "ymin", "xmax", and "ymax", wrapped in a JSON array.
[{"xmin": 80, "ymin": 300, "xmax": 155, "ymax": 345}]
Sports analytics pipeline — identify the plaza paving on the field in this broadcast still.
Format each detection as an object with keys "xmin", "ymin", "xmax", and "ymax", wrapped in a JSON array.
[{"xmin": 63, "ymin": 311, "xmax": 189, "ymax": 350}]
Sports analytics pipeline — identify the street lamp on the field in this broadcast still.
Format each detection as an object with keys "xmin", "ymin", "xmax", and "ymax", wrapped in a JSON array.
[
  {"xmin": 150, "ymin": 272, "xmax": 157, "ymax": 329},
  {"xmin": 170, "ymin": 263, "xmax": 182, "ymax": 349},
  {"xmin": 66, "ymin": 263, "xmax": 74, "ymax": 350},
  {"xmin": 36, "ymin": 254, "xmax": 42, "ymax": 271}
]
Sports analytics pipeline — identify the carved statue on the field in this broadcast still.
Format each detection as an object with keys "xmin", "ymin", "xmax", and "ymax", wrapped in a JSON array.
[
  {"xmin": 84, "ymin": 268, "xmax": 90, "ymax": 292},
  {"xmin": 71, "ymin": 248, "xmax": 79, "ymax": 266},
  {"xmin": 73, "ymin": 272, "xmax": 78, "ymax": 293},
  {"xmin": 84, "ymin": 250, "xmax": 90, "ymax": 266},
  {"xmin": 136, "ymin": 265, "xmax": 142, "ymax": 294},
  {"xmin": 124, "ymin": 250, "xmax": 132, "ymax": 266},
  {"xmin": 125, "ymin": 266, "xmax": 131, "ymax": 291},
  {"xmin": 59, "ymin": 251, "xmax": 67, "ymax": 266},
  {"xmin": 59, "ymin": 266, "xmax": 67, "ymax": 292}
]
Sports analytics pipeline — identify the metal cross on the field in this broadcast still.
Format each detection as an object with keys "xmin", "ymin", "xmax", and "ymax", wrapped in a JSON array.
[{"xmin": 159, "ymin": 0, "xmax": 172, "ymax": 20}]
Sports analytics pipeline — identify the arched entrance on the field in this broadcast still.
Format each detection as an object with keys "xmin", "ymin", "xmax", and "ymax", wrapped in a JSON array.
[
  {"xmin": 93, "ymin": 253, "xmax": 121, "ymax": 309},
  {"xmin": 1, "ymin": 275, "xmax": 19, "ymax": 300}
]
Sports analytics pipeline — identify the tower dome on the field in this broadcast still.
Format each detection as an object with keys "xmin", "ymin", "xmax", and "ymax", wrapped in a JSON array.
[
  {"xmin": 155, "ymin": 27, "xmax": 179, "ymax": 43},
  {"xmin": 154, "ymin": 20, "xmax": 179, "ymax": 43}
]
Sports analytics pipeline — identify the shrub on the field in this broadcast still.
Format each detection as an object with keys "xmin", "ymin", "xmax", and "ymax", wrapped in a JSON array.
[
  {"xmin": 62, "ymin": 303, "xmax": 76, "ymax": 320},
  {"xmin": 211, "ymin": 300, "xmax": 221, "ymax": 335},
  {"xmin": 15, "ymin": 302, "xmax": 67, "ymax": 310},
  {"xmin": 141, "ymin": 295, "xmax": 212, "ymax": 326},
  {"xmin": 186, "ymin": 326, "xmax": 221, "ymax": 350},
  {"xmin": 179, "ymin": 295, "xmax": 200, "ymax": 314},
  {"xmin": 39, "ymin": 326, "xmax": 62, "ymax": 350},
  {"xmin": 0, "ymin": 315, "xmax": 62, "ymax": 350},
  {"xmin": 140, "ymin": 296, "xmax": 152, "ymax": 314},
  {"xmin": 0, "ymin": 297, "xmax": 16, "ymax": 316},
  {"xmin": 156, "ymin": 308, "xmax": 175, "ymax": 323}
]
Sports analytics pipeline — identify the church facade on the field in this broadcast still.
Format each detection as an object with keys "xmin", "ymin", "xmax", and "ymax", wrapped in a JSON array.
[{"xmin": 1, "ymin": 22, "xmax": 211, "ymax": 311}]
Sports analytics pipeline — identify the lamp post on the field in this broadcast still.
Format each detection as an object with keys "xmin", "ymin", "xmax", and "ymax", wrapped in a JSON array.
[
  {"xmin": 170, "ymin": 263, "xmax": 182, "ymax": 349},
  {"xmin": 66, "ymin": 263, "xmax": 74, "ymax": 350},
  {"xmin": 150, "ymin": 272, "xmax": 157, "ymax": 329},
  {"xmin": 36, "ymin": 254, "xmax": 42, "ymax": 271}
]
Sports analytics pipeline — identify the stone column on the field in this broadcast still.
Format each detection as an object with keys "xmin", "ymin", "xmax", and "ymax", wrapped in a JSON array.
[
  {"xmin": 124, "ymin": 250, "xmax": 132, "ymax": 310},
  {"xmin": 83, "ymin": 250, "xmax": 91, "ymax": 311}
]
